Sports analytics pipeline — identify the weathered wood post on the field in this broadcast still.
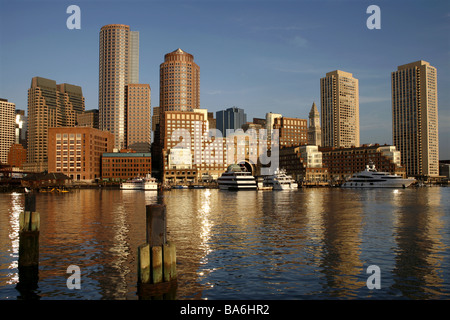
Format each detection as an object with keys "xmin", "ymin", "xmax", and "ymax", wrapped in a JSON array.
[
  {"xmin": 138, "ymin": 203, "xmax": 177, "ymax": 299},
  {"xmin": 16, "ymin": 192, "xmax": 40, "ymax": 296}
]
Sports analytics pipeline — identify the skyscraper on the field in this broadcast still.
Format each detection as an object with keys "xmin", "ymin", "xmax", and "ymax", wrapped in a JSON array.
[
  {"xmin": 392, "ymin": 60, "xmax": 439, "ymax": 177},
  {"xmin": 320, "ymin": 70, "xmax": 359, "ymax": 148},
  {"xmin": 26, "ymin": 77, "xmax": 85, "ymax": 171},
  {"xmin": 307, "ymin": 102, "xmax": 321, "ymax": 146},
  {"xmin": 216, "ymin": 107, "xmax": 247, "ymax": 137},
  {"xmin": 99, "ymin": 24, "xmax": 140, "ymax": 150},
  {"xmin": 159, "ymin": 48, "xmax": 200, "ymax": 112},
  {"xmin": 0, "ymin": 98, "xmax": 15, "ymax": 164},
  {"xmin": 126, "ymin": 83, "xmax": 151, "ymax": 152}
]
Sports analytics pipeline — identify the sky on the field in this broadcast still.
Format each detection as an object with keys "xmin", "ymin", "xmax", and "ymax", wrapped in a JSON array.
[{"xmin": 0, "ymin": 0, "xmax": 449, "ymax": 158}]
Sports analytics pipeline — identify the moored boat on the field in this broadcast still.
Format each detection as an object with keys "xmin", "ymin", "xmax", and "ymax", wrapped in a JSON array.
[
  {"xmin": 341, "ymin": 162, "xmax": 415, "ymax": 188},
  {"xmin": 263, "ymin": 168, "xmax": 298, "ymax": 190},
  {"xmin": 218, "ymin": 164, "xmax": 257, "ymax": 191},
  {"xmin": 120, "ymin": 175, "xmax": 158, "ymax": 190}
]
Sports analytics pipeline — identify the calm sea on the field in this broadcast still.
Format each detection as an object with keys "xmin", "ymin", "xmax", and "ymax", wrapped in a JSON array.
[{"xmin": 0, "ymin": 187, "xmax": 449, "ymax": 300}]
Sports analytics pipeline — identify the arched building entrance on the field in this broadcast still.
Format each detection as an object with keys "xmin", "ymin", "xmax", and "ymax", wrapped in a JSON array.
[{"xmin": 236, "ymin": 160, "xmax": 256, "ymax": 176}]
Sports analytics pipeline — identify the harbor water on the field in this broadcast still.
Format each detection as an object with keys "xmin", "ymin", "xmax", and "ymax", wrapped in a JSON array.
[{"xmin": 0, "ymin": 187, "xmax": 449, "ymax": 300}]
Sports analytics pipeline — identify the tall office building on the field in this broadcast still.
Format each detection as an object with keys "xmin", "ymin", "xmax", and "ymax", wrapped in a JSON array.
[
  {"xmin": 216, "ymin": 107, "xmax": 247, "ymax": 137},
  {"xmin": 126, "ymin": 84, "xmax": 151, "ymax": 152},
  {"xmin": 26, "ymin": 77, "xmax": 85, "ymax": 171},
  {"xmin": 159, "ymin": 48, "xmax": 200, "ymax": 112},
  {"xmin": 392, "ymin": 60, "xmax": 439, "ymax": 177},
  {"xmin": 0, "ymin": 98, "xmax": 15, "ymax": 164},
  {"xmin": 307, "ymin": 102, "xmax": 321, "ymax": 146},
  {"xmin": 99, "ymin": 24, "xmax": 140, "ymax": 150},
  {"xmin": 320, "ymin": 70, "xmax": 359, "ymax": 148},
  {"xmin": 77, "ymin": 109, "xmax": 99, "ymax": 129}
]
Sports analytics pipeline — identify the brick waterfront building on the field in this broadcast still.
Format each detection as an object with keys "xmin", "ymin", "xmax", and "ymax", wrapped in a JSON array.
[
  {"xmin": 101, "ymin": 150, "xmax": 152, "ymax": 181},
  {"xmin": 320, "ymin": 144, "xmax": 405, "ymax": 182},
  {"xmin": 48, "ymin": 127, "xmax": 114, "ymax": 181}
]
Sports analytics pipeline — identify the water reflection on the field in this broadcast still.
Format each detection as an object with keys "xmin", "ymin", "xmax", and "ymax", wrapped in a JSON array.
[
  {"xmin": 391, "ymin": 189, "xmax": 448, "ymax": 299},
  {"xmin": 0, "ymin": 188, "xmax": 449, "ymax": 299},
  {"xmin": 318, "ymin": 190, "xmax": 365, "ymax": 298},
  {"xmin": 5, "ymin": 193, "xmax": 22, "ymax": 285}
]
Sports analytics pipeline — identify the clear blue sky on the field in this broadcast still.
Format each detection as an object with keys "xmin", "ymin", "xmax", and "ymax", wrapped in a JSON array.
[{"xmin": 1, "ymin": 0, "xmax": 449, "ymax": 158}]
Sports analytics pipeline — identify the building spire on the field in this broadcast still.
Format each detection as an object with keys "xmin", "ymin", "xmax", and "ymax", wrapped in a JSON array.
[{"xmin": 309, "ymin": 102, "xmax": 319, "ymax": 116}]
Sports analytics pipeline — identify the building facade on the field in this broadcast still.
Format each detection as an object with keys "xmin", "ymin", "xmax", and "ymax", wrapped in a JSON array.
[
  {"xmin": 160, "ymin": 110, "xmax": 229, "ymax": 183},
  {"xmin": 320, "ymin": 70, "xmax": 359, "ymax": 148},
  {"xmin": 102, "ymin": 151, "xmax": 152, "ymax": 180},
  {"xmin": 273, "ymin": 117, "xmax": 308, "ymax": 147},
  {"xmin": 48, "ymin": 127, "xmax": 114, "ymax": 181},
  {"xmin": 392, "ymin": 60, "xmax": 439, "ymax": 177},
  {"xmin": 266, "ymin": 112, "xmax": 282, "ymax": 140},
  {"xmin": 99, "ymin": 24, "xmax": 140, "ymax": 150},
  {"xmin": 0, "ymin": 98, "xmax": 15, "ymax": 165},
  {"xmin": 77, "ymin": 109, "xmax": 99, "ymax": 129},
  {"xmin": 216, "ymin": 107, "xmax": 247, "ymax": 137},
  {"xmin": 126, "ymin": 83, "xmax": 151, "ymax": 152},
  {"xmin": 159, "ymin": 48, "xmax": 200, "ymax": 113},
  {"xmin": 307, "ymin": 102, "xmax": 321, "ymax": 146},
  {"xmin": 279, "ymin": 145, "xmax": 329, "ymax": 184},
  {"xmin": 15, "ymin": 109, "xmax": 27, "ymax": 148},
  {"xmin": 320, "ymin": 144, "xmax": 405, "ymax": 182},
  {"xmin": 26, "ymin": 77, "xmax": 85, "ymax": 172},
  {"xmin": 8, "ymin": 143, "xmax": 27, "ymax": 168}
]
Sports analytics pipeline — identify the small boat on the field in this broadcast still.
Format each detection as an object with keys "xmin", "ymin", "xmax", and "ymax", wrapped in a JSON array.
[
  {"xmin": 263, "ymin": 168, "xmax": 298, "ymax": 190},
  {"xmin": 120, "ymin": 174, "xmax": 158, "ymax": 190},
  {"xmin": 142, "ymin": 176, "xmax": 158, "ymax": 190},
  {"xmin": 172, "ymin": 185, "xmax": 188, "ymax": 189},
  {"xmin": 341, "ymin": 162, "xmax": 416, "ymax": 188},
  {"xmin": 218, "ymin": 164, "xmax": 257, "ymax": 191}
]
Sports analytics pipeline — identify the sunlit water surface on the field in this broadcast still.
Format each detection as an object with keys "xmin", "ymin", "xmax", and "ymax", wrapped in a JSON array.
[{"xmin": 1, "ymin": 187, "xmax": 449, "ymax": 299}]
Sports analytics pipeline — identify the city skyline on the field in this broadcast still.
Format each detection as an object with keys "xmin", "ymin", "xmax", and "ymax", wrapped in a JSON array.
[{"xmin": 0, "ymin": 0, "xmax": 448, "ymax": 158}]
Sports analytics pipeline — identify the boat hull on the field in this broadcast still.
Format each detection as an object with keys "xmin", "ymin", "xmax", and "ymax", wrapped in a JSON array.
[
  {"xmin": 272, "ymin": 183, "xmax": 298, "ymax": 190},
  {"xmin": 120, "ymin": 182, "xmax": 158, "ymax": 190},
  {"xmin": 341, "ymin": 180, "xmax": 415, "ymax": 188},
  {"xmin": 219, "ymin": 184, "xmax": 257, "ymax": 191}
]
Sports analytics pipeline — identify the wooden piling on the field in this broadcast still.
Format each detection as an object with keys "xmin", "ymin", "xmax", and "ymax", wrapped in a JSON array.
[
  {"xmin": 138, "ymin": 203, "xmax": 177, "ymax": 299},
  {"xmin": 146, "ymin": 204, "xmax": 167, "ymax": 246},
  {"xmin": 16, "ymin": 193, "xmax": 40, "ymax": 295},
  {"xmin": 138, "ymin": 244, "xmax": 150, "ymax": 284},
  {"xmin": 163, "ymin": 241, "xmax": 177, "ymax": 282},
  {"xmin": 151, "ymin": 246, "xmax": 163, "ymax": 284},
  {"xmin": 18, "ymin": 194, "xmax": 40, "ymax": 267}
]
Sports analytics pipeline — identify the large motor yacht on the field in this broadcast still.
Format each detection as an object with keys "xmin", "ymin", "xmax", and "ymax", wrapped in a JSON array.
[
  {"xmin": 341, "ymin": 162, "xmax": 415, "ymax": 188},
  {"xmin": 263, "ymin": 168, "xmax": 298, "ymax": 190}
]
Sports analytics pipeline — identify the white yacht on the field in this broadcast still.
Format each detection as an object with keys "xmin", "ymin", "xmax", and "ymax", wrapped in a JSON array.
[
  {"xmin": 218, "ymin": 164, "xmax": 257, "ymax": 191},
  {"xmin": 142, "ymin": 176, "xmax": 159, "ymax": 190},
  {"xmin": 120, "ymin": 175, "xmax": 158, "ymax": 190},
  {"xmin": 341, "ymin": 162, "xmax": 415, "ymax": 188},
  {"xmin": 263, "ymin": 169, "xmax": 298, "ymax": 190}
]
